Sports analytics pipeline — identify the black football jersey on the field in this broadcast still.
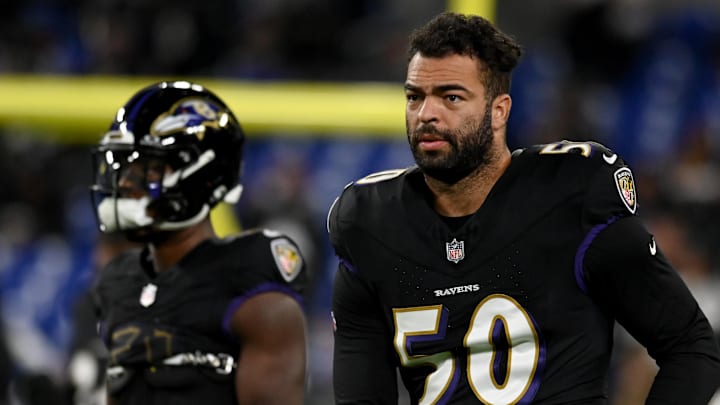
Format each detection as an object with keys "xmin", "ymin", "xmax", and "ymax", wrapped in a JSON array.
[
  {"xmin": 94, "ymin": 229, "xmax": 306, "ymax": 405},
  {"xmin": 329, "ymin": 141, "xmax": 720, "ymax": 404}
]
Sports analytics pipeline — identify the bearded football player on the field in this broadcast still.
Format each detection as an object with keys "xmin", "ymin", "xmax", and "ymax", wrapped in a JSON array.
[{"xmin": 329, "ymin": 12, "xmax": 720, "ymax": 404}]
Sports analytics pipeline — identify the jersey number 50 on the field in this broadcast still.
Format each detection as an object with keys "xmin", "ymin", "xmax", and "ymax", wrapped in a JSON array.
[{"xmin": 393, "ymin": 294, "xmax": 542, "ymax": 405}]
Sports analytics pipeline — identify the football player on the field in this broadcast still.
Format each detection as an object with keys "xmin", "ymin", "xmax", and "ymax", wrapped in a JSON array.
[
  {"xmin": 90, "ymin": 81, "xmax": 307, "ymax": 404},
  {"xmin": 329, "ymin": 12, "xmax": 720, "ymax": 404}
]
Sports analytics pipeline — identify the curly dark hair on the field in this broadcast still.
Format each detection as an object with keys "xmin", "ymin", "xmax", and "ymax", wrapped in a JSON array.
[{"xmin": 407, "ymin": 12, "xmax": 523, "ymax": 100}]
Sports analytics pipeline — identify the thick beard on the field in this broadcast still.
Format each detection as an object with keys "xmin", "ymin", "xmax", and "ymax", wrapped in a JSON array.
[{"xmin": 407, "ymin": 106, "xmax": 494, "ymax": 185}]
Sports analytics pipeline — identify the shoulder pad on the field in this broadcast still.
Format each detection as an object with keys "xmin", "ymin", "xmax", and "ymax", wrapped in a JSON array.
[
  {"xmin": 327, "ymin": 167, "xmax": 415, "ymax": 264},
  {"xmin": 328, "ymin": 167, "xmax": 411, "ymax": 229},
  {"xmin": 225, "ymin": 229, "xmax": 305, "ymax": 284},
  {"xmin": 516, "ymin": 140, "xmax": 638, "ymax": 222},
  {"xmin": 262, "ymin": 230, "xmax": 304, "ymax": 283},
  {"xmin": 221, "ymin": 228, "xmax": 305, "ymax": 283},
  {"xmin": 525, "ymin": 140, "xmax": 623, "ymax": 167},
  {"xmin": 353, "ymin": 168, "xmax": 409, "ymax": 186},
  {"xmin": 517, "ymin": 140, "xmax": 630, "ymax": 188}
]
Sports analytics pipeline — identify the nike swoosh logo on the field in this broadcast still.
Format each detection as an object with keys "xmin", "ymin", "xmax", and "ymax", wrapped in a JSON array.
[
  {"xmin": 649, "ymin": 238, "xmax": 657, "ymax": 256},
  {"xmin": 603, "ymin": 153, "xmax": 618, "ymax": 165}
]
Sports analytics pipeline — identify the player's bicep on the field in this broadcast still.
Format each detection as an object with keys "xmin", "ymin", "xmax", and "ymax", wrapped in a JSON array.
[
  {"xmin": 231, "ymin": 292, "xmax": 307, "ymax": 405},
  {"xmin": 332, "ymin": 263, "xmax": 398, "ymax": 404},
  {"xmin": 583, "ymin": 216, "xmax": 714, "ymax": 356}
]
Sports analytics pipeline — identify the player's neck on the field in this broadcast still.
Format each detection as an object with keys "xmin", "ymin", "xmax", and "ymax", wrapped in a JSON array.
[
  {"xmin": 148, "ymin": 219, "xmax": 217, "ymax": 272},
  {"xmin": 426, "ymin": 147, "xmax": 511, "ymax": 217}
]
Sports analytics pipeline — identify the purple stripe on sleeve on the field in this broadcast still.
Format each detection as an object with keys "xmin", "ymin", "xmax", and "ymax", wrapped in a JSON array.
[
  {"xmin": 222, "ymin": 282, "xmax": 304, "ymax": 336},
  {"xmin": 574, "ymin": 216, "xmax": 620, "ymax": 294},
  {"xmin": 339, "ymin": 257, "xmax": 357, "ymax": 274}
]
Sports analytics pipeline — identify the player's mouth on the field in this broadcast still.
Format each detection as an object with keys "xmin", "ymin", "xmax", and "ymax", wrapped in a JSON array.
[{"xmin": 417, "ymin": 133, "xmax": 449, "ymax": 151}]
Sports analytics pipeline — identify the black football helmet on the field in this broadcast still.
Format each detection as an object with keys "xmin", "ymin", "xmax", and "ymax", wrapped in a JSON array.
[{"xmin": 90, "ymin": 81, "xmax": 245, "ymax": 234}]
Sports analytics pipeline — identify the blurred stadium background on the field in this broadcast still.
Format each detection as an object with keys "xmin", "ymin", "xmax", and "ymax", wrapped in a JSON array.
[{"xmin": 1, "ymin": 0, "xmax": 719, "ymax": 404}]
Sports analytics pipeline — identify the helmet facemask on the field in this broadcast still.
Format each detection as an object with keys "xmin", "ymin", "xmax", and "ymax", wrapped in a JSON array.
[
  {"xmin": 91, "ymin": 144, "xmax": 184, "ymax": 233},
  {"xmin": 90, "ymin": 136, "xmax": 242, "ymax": 238}
]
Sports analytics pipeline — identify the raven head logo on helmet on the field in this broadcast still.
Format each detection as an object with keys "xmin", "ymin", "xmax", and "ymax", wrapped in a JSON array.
[{"xmin": 90, "ymin": 81, "xmax": 245, "ymax": 241}]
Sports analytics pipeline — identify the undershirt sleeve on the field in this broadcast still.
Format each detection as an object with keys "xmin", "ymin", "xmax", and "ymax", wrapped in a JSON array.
[{"xmin": 332, "ymin": 262, "xmax": 399, "ymax": 404}]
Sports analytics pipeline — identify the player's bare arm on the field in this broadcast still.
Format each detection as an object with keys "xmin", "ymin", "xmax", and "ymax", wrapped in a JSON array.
[{"xmin": 231, "ymin": 292, "xmax": 307, "ymax": 404}]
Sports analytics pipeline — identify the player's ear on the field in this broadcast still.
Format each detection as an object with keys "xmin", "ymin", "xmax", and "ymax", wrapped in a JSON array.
[{"xmin": 490, "ymin": 94, "xmax": 511, "ymax": 131}]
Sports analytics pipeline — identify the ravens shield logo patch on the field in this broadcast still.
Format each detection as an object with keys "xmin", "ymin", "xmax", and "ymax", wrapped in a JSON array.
[
  {"xmin": 614, "ymin": 167, "xmax": 637, "ymax": 214},
  {"xmin": 270, "ymin": 238, "xmax": 303, "ymax": 282}
]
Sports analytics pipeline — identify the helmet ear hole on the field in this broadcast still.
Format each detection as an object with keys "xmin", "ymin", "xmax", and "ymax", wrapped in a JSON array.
[{"xmin": 90, "ymin": 81, "xmax": 245, "ymax": 234}]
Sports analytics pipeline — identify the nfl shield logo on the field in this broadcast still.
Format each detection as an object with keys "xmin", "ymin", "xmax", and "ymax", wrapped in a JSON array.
[
  {"xmin": 446, "ymin": 238, "xmax": 465, "ymax": 263},
  {"xmin": 139, "ymin": 283, "xmax": 158, "ymax": 308}
]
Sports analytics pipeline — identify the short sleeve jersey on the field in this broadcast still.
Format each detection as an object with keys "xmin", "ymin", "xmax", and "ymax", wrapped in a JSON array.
[{"xmin": 94, "ymin": 229, "xmax": 306, "ymax": 405}]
